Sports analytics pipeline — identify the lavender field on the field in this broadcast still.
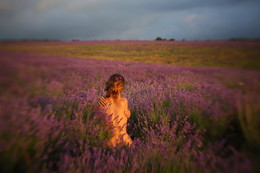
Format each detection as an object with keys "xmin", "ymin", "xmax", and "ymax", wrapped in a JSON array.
[{"xmin": 0, "ymin": 41, "xmax": 260, "ymax": 173}]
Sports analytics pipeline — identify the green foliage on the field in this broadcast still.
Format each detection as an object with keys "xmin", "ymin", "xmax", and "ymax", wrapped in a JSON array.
[
  {"xmin": 207, "ymin": 115, "xmax": 230, "ymax": 139},
  {"xmin": 237, "ymin": 97, "xmax": 260, "ymax": 148},
  {"xmin": 189, "ymin": 110, "xmax": 210, "ymax": 131},
  {"xmin": 188, "ymin": 107, "xmax": 231, "ymax": 141},
  {"xmin": 0, "ymin": 135, "xmax": 38, "ymax": 173},
  {"xmin": 176, "ymin": 83, "xmax": 194, "ymax": 90}
]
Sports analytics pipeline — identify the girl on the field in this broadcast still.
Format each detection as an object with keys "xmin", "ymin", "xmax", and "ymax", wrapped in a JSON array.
[{"xmin": 97, "ymin": 74, "xmax": 133, "ymax": 147}]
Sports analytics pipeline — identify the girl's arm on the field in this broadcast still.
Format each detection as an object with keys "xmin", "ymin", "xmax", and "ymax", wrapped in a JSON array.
[{"xmin": 124, "ymin": 99, "xmax": 131, "ymax": 119}]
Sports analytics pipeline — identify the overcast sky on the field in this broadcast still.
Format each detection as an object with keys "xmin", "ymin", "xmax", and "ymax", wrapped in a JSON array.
[{"xmin": 1, "ymin": 0, "xmax": 260, "ymax": 40}]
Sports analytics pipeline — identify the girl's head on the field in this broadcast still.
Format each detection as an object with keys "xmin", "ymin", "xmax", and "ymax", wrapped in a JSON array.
[{"xmin": 105, "ymin": 74, "xmax": 125, "ymax": 98}]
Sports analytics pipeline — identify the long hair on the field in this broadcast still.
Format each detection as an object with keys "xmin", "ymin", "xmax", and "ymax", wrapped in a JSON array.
[{"xmin": 105, "ymin": 74, "xmax": 125, "ymax": 98}]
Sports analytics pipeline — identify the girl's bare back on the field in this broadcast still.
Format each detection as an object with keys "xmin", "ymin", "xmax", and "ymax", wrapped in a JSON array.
[
  {"xmin": 99, "ymin": 96, "xmax": 132, "ymax": 147},
  {"xmin": 106, "ymin": 97, "xmax": 128, "ymax": 132}
]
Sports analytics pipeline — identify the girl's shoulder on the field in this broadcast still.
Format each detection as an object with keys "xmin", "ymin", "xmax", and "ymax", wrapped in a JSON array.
[
  {"xmin": 120, "ymin": 97, "xmax": 128, "ymax": 104},
  {"xmin": 120, "ymin": 97, "xmax": 127, "ymax": 101}
]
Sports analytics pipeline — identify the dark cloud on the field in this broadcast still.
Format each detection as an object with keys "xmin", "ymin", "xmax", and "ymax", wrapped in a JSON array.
[{"xmin": 0, "ymin": 0, "xmax": 260, "ymax": 40}]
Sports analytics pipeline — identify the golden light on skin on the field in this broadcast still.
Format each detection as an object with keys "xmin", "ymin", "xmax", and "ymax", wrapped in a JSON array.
[{"xmin": 98, "ymin": 74, "xmax": 133, "ymax": 147}]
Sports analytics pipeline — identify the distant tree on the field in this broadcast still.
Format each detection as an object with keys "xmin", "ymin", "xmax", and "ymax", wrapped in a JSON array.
[
  {"xmin": 169, "ymin": 38, "xmax": 175, "ymax": 41},
  {"xmin": 155, "ymin": 37, "xmax": 168, "ymax": 41},
  {"xmin": 155, "ymin": 37, "xmax": 163, "ymax": 41}
]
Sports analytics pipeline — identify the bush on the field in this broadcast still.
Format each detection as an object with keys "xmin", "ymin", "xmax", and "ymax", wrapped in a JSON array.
[{"xmin": 155, "ymin": 37, "xmax": 166, "ymax": 41}]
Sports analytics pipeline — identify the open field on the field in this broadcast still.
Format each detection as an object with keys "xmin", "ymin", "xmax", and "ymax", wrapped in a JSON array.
[
  {"xmin": 1, "ymin": 40, "xmax": 260, "ymax": 70},
  {"xmin": 0, "ymin": 41, "xmax": 260, "ymax": 172}
]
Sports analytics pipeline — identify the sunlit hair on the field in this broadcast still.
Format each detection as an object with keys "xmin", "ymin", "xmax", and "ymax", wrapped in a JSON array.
[{"xmin": 105, "ymin": 74, "xmax": 125, "ymax": 98}]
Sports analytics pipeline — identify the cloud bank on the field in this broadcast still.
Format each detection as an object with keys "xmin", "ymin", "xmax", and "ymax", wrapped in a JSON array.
[{"xmin": 1, "ymin": 0, "xmax": 260, "ymax": 40}]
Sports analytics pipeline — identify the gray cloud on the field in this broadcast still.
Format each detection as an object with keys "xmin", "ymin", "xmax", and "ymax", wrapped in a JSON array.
[{"xmin": 0, "ymin": 0, "xmax": 260, "ymax": 40}]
